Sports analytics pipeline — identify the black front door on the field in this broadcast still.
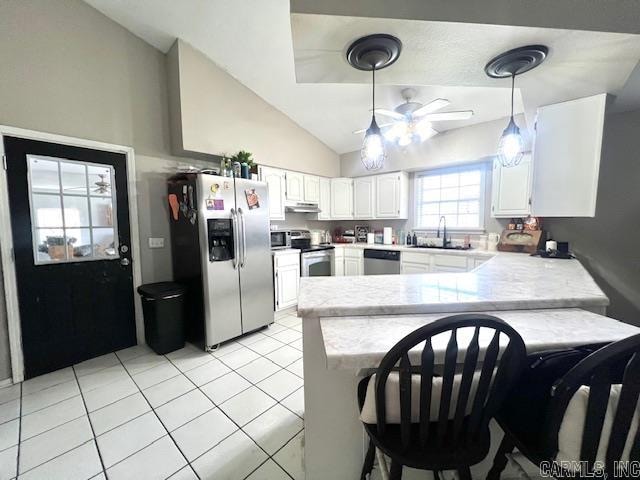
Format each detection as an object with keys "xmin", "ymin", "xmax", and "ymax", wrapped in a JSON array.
[{"xmin": 4, "ymin": 136, "xmax": 136, "ymax": 379}]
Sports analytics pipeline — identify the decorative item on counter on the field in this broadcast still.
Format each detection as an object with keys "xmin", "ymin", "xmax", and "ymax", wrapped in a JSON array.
[
  {"xmin": 355, "ymin": 225, "xmax": 370, "ymax": 243},
  {"xmin": 508, "ymin": 218, "xmax": 516, "ymax": 230},
  {"xmin": 497, "ymin": 228, "xmax": 544, "ymax": 254},
  {"xmin": 487, "ymin": 232, "xmax": 500, "ymax": 251},
  {"xmin": 398, "ymin": 230, "xmax": 405, "ymax": 245},
  {"xmin": 412, "ymin": 232, "xmax": 417, "ymax": 246},
  {"xmin": 374, "ymin": 230, "xmax": 384, "ymax": 244},
  {"xmin": 515, "ymin": 217, "xmax": 524, "ymax": 230},
  {"xmin": 523, "ymin": 215, "xmax": 541, "ymax": 231},
  {"xmin": 367, "ymin": 232, "xmax": 375, "ymax": 244},
  {"xmin": 464, "ymin": 235, "xmax": 471, "ymax": 249},
  {"xmin": 478, "ymin": 234, "xmax": 488, "ymax": 250}
]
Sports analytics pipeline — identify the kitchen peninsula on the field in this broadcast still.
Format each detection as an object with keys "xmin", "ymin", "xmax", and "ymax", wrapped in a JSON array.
[{"xmin": 297, "ymin": 251, "xmax": 638, "ymax": 479}]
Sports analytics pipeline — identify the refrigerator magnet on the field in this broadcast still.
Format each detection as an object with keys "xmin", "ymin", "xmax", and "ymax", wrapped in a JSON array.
[
  {"xmin": 245, "ymin": 188, "xmax": 260, "ymax": 210},
  {"xmin": 205, "ymin": 199, "xmax": 215, "ymax": 210},
  {"xmin": 213, "ymin": 199, "xmax": 224, "ymax": 210}
]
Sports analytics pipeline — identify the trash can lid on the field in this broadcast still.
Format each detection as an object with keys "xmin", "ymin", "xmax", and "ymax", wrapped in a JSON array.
[{"xmin": 137, "ymin": 282, "xmax": 186, "ymax": 299}]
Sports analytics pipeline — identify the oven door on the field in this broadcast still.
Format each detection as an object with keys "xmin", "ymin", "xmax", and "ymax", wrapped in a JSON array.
[{"xmin": 301, "ymin": 251, "xmax": 334, "ymax": 277}]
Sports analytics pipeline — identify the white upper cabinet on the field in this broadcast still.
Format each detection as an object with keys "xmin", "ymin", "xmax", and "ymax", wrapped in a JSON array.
[
  {"xmin": 531, "ymin": 93, "xmax": 606, "ymax": 217},
  {"xmin": 330, "ymin": 178, "xmax": 354, "ymax": 219},
  {"xmin": 353, "ymin": 176, "xmax": 375, "ymax": 219},
  {"xmin": 285, "ymin": 171, "xmax": 304, "ymax": 202},
  {"xmin": 303, "ymin": 174, "xmax": 320, "ymax": 203},
  {"xmin": 375, "ymin": 172, "xmax": 409, "ymax": 218},
  {"xmin": 317, "ymin": 177, "xmax": 331, "ymax": 220},
  {"xmin": 258, "ymin": 166, "xmax": 286, "ymax": 221},
  {"xmin": 491, "ymin": 153, "xmax": 533, "ymax": 217}
]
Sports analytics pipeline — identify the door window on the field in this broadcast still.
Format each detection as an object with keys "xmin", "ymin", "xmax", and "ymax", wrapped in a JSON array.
[{"xmin": 28, "ymin": 155, "xmax": 119, "ymax": 264}]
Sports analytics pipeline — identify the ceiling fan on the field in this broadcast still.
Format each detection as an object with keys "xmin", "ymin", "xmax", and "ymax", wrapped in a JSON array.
[
  {"xmin": 353, "ymin": 88, "xmax": 474, "ymax": 146},
  {"xmin": 66, "ymin": 173, "xmax": 111, "ymax": 194}
]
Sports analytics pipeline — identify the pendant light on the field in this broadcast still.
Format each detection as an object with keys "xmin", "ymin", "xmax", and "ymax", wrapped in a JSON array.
[
  {"xmin": 360, "ymin": 67, "xmax": 385, "ymax": 170},
  {"xmin": 347, "ymin": 34, "xmax": 402, "ymax": 171},
  {"xmin": 485, "ymin": 45, "xmax": 548, "ymax": 167}
]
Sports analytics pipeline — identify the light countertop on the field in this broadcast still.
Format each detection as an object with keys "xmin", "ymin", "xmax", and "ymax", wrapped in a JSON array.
[
  {"xmin": 320, "ymin": 308, "xmax": 639, "ymax": 370},
  {"xmin": 271, "ymin": 248, "xmax": 299, "ymax": 256},
  {"xmin": 297, "ymin": 252, "xmax": 608, "ymax": 317}
]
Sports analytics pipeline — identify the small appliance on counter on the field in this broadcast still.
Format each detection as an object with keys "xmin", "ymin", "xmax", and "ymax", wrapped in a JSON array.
[{"xmin": 270, "ymin": 230, "xmax": 291, "ymax": 250}]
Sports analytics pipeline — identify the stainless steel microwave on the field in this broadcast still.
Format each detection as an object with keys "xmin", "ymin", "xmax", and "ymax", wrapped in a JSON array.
[{"xmin": 270, "ymin": 230, "xmax": 291, "ymax": 249}]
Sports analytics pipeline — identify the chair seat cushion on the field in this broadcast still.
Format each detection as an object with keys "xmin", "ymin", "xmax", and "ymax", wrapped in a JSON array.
[
  {"xmin": 360, "ymin": 371, "xmax": 484, "ymax": 424},
  {"xmin": 557, "ymin": 384, "xmax": 638, "ymax": 464}
]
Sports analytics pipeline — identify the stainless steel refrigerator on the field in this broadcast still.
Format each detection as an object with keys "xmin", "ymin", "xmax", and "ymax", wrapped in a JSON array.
[{"xmin": 168, "ymin": 173, "xmax": 274, "ymax": 350}]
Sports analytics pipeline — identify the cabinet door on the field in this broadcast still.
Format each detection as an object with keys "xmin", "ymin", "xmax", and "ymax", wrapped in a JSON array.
[
  {"xmin": 401, "ymin": 261, "xmax": 430, "ymax": 274},
  {"xmin": 286, "ymin": 171, "xmax": 304, "ymax": 202},
  {"xmin": 375, "ymin": 173, "xmax": 400, "ymax": 218},
  {"xmin": 491, "ymin": 154, "xmax": 532, "ymax": 217},
  {"xmin": 331, "ymin": 178, "xmax": 353, "ymax": 219},
  {"xmin": 333, "ymin": 251, "xmax": 344, "ymax": 276},
  {"xmin": 318, "ymin": 177, "xmax": 331, "ymax": 220},
  {"xmin": 531, "ymin": 93, "xmax": 606, "ymax": 217},
  {"xmin": 344, "ymin": 257, "xmax": 362, "ymax": 276},
  {"xmin": 303, "ymin": 175, "xmax": 320, "ymax": 203},
  {"xmin": 276, "ymin": 264, "xmax": 299, "ymax": 310},
  {"xmin": 354, "ymin": 176, "xmax": 375, "ymax": 219},
  {"xmin": 259, "ymin": 166, "xmax": 285, "ymax": 221}
]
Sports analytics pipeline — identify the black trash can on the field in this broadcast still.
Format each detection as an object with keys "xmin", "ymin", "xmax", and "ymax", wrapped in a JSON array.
[{"xmin": 137, "ymin": 282, "xmax": 186, "ymax": 355}]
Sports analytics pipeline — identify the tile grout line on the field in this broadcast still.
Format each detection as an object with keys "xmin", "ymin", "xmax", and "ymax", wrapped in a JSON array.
[
  {"xmin": 113, "ymin": 351, "xmax": 199, "ymax": 480},
  {"xmin": 71, "ymin": 365, "xmax": 108, "ymax": 480},
  {"xmin": 164, "ymin": 354, "xmax": 281, "ymax": 478}
]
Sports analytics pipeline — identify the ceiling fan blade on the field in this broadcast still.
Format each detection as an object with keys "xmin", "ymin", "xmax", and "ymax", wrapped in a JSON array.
[
  {"xmin": 352, "ymin": 123, "xmax": 394, "ymax": 135},
  {"xmin": 373, "ymin": 108, "xmax": 404, "ymax": 120},
  {"xmin": 422, "ymin": 110, "xmax": 474, "ymax": 122},
  {"xmin": 412, "ymin": 98, "xmax": 450, "ymax": 117}
]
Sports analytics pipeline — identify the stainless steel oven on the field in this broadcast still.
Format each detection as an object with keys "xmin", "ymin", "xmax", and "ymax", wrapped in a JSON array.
[
  {"xmin": 290, "ymin": 229, "xmax": 334, "ymax": 277},
  {"xmin": 270, "ymin": 230, "xmax": 291, "ymax": 250},
  {"xmin": 301, "ymin": 249, "xmax": 334, "ymax": 277}
]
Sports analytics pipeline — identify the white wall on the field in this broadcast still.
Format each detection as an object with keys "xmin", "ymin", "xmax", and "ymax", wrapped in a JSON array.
[{"xmin": 167, "ymin": 40, "xmax": 340, "ymax": 177}]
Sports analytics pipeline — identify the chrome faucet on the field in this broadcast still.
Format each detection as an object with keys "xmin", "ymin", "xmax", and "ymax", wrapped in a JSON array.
[{"xmin": 436, "ymin": 216, "xmax": 449, "ymax": 247}]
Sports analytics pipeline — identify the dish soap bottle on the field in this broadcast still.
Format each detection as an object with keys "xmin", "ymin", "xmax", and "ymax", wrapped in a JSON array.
[{"xmin": 406, "ymin": 232, "xmax": 412, "ymax": 245}]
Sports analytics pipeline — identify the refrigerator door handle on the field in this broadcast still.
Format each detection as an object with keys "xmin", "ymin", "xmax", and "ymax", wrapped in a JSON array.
[
  {"xmin": 238, "ymin": 207, "xmax": 247, "ymax": 267},
  {"xmin": 230, "ymin": 208, "xmax": 239, "ymax": 269}
]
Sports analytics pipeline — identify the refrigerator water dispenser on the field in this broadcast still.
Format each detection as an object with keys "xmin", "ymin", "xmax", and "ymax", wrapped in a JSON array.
[{"xmin": 207, "ymin": 218, "xmax": 234, "ymax": 262}]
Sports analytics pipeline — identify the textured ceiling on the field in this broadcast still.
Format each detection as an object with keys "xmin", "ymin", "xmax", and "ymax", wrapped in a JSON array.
[{"xmin": 84, "ymin": 0, "xmax": 640, "ymax": 154}]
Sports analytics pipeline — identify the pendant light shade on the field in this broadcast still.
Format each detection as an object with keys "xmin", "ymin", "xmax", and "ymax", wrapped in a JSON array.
[
  {"xmin": 361, "ymin": 115, "xmax": 386, "ymax": 170},
  {"xmin": 346, "ymin": 34, "xmax": 402, "ymax": 172},
  {"xmin": 485, "ymin": 45, "xmax": 548, "ymax": 168},
  {"xmin": 497, "ymin": 116, "xmax": 525, "ymax": 167}
]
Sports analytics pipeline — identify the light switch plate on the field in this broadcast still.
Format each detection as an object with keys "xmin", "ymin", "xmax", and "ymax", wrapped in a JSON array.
[{"xmin": 148, "ymin": 237, "xmax": 165, "ymax": 249}]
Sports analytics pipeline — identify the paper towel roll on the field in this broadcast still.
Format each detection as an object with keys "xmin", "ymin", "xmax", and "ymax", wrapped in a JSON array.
[
  {"xmin": 383, "ymin": 227, "xmax": 393, "ymax": 245},
  {"xmin": 367, "ymin": 233, "xmax": 375, "ymax": 244}
]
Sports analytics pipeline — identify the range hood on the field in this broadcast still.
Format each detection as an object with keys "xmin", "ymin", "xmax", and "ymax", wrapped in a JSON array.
[{"xmin": 285, "ymin": 202, "xmax": 321, "ymax": 213}]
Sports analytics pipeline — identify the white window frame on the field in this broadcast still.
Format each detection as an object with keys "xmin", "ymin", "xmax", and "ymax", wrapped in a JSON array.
[
  {"xmin": 413, "ymin": 163, "xmax": 487, "ymax": 232},
  {"xmin": 27, "ymin": 155, "xmax": 119, "ymax": 265}
]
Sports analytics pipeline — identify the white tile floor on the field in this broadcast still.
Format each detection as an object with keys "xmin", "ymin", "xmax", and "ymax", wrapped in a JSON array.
[{"xmin": 0, "ymin": 310, "xmax": 304, "ymax": 480}]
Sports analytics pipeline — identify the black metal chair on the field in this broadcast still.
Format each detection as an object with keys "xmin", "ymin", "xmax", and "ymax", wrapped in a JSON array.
[
  {"xmin": 489, "ymin": 333, "xmax": 640, "ymax": 480},
  {"xmin": 357, "ymin": 314, "xmax": 527, "ymax": 480}
]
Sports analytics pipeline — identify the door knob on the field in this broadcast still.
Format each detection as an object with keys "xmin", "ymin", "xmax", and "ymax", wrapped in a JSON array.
[{"xmin": 120, "ymin": 258, "xmax": 130, "ymax": 266}]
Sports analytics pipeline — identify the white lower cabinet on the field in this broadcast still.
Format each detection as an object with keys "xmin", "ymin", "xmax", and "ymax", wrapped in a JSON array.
[
  {"xmin": 333, "ymin": 247, "xmax": 344, "ymax": 276},
  {"xmin": 432, "ymin": 254, "xmax": 468, "ymax": 273},
  {"xmin": 343, "ymin": 249, "xmax": 363, "ymax": 276},
  {"xmin": 273, "ymin": 253, "xmax": 300, "ymax": 311},
  {"xmin": 401, "ymin": 261, "xmax": 430, "ymax": 274}
]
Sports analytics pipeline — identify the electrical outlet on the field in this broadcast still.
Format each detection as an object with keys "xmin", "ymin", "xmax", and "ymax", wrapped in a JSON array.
[{"xmin": 148, "ymin": 237, "xmax": 164, "ymax": 249}]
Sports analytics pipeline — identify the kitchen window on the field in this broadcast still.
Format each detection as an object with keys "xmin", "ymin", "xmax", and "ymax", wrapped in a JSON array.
[
  {"xmin": 414, "ymin": 163, "xmax": 486, "ymax": 230},
  {"xmin": 27, "ymin": 155, "xmax": 119, "ymax": 264}
]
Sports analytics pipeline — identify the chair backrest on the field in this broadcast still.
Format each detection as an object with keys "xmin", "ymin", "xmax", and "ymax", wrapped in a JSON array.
[
  {"xmin": 545, "ymin": 333, "xmax": 640, "ymax": 474},
  {"xmin": 374, "ymin": 313, "xmax": 527, "ymax": 451}
]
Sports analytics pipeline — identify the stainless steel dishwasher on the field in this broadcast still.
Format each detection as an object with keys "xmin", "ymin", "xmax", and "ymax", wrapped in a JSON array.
[{"xmin": 363, "ymin": 249, "xmax": 401, "ymax": 275}]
